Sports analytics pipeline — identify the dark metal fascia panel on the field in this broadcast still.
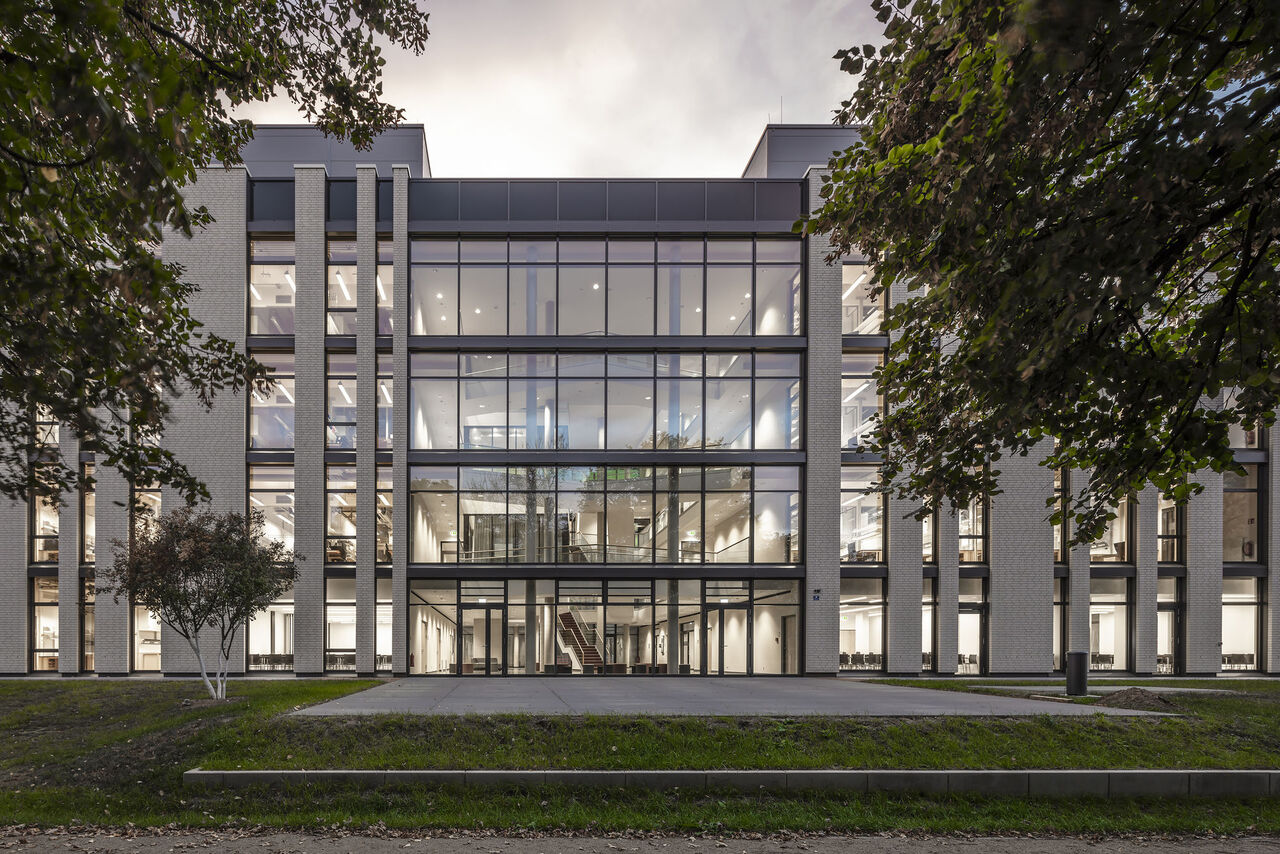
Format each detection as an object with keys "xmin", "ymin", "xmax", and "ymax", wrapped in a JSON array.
[
  {"xmin": 405, "ymin": 220, "xmax": 803, "ymax": 234},
  {"xmin": 1088, "ymin": 565, "xmax": 1137, "ymax": 578},
  {"xmin": 406, "ymin": 335, "xmax": 806, "ymax": 351},
  {"xmin": 405, "ymin": 450, "xmax": 806, "ymax": 466},
  {"xmin": 405, "ymin": 565, "xmax": 805, "ymax": 580},
  {"xmin": 840, "ymin": 565, "xmax": 888, "ymax": 578}
]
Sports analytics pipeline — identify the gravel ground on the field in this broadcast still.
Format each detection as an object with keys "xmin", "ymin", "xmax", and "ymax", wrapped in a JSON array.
[{"xmin": 1, "ymin": 831, "xmax": 1277, "ymax": 853}]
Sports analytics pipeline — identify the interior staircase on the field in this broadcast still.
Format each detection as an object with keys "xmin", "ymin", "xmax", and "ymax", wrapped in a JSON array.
[{"xmin": 557, "ymin": 611, "xmax": 604, "ymax": 668}]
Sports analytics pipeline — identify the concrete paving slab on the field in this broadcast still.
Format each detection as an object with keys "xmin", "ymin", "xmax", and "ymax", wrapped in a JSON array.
[{"xmin": 295, "ymin": 677, "xmax": 1162, "ymax": 717}]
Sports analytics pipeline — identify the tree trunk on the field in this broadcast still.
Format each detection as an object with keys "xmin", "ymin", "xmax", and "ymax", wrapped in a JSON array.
[{"xmin": 186, "ymin": 636, "xmax": 217, "ymax": 700}]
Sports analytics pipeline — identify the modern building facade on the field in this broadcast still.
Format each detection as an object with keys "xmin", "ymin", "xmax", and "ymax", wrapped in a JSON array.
[{"xmin": 3, "ymin": 124, "xmax": 1277, "ymax": 678}]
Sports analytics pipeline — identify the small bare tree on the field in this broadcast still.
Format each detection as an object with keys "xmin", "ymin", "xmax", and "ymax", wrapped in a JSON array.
[{"xmin": 105, "ymin": 507, "xmax": 299, "ymax": 700}]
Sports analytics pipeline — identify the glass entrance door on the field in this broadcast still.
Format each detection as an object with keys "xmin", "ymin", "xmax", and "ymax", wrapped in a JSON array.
[
  {"xmin": 703, "ymin": 605, "xmax": 750, "ymax": 675},
  {"xmin": 957, "ymin": 607, "xmax": 986, "ymax": 675},
  {"xmin": 1156, "ymin": 605, "xmax": 1182, "ymax": 675},
  {"xmin": 459, "ymin": 606, "xmax": 504, "ymax": 675}
]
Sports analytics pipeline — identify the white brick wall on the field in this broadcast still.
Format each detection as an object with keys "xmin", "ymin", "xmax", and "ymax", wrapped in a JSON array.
[{"xmin": 355, "ymin": 166, "xmax": 378, "ymax": 675}]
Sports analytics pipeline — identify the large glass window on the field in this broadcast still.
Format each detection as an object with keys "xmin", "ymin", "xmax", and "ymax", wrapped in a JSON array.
[
  {"xmin": 958, "ymin": 495, "xmax": 987, "ymax": 563},
  {"xmin": 1156, "ymin": 576, "xmax": 1180, "ymax": 675},
  {"xmin": 249, "ymin": 466, "xmax": 294, "ymax": 551},
  {"xmin": 81, "ymin": 578, "xmax": 95, "ymax": 672},
  {"xmin": 1228, "ymin": 423, "xmax": 1264, "ymax": 449},
  {"xmin": 1052, "ymin": 469, "xmax": 1067, "ymax": 564},
  {"xmin": 31, "ymin": 577, "xmax": 58, "ymax": 671},
  {"xmin": 81, "ymin": 463, "xmax": 95, "ymax": 564},
  {"xmin": 249, "ymin": 352, "xmax": 295, "ymax": 449},
  {"xmin": 247, "ymin": 588, "xmax": 293, "ymax": 671},
  {"xmin": 376, "ymin": 354, "xmax": 393, "ymax": 449},
  {"xmin": 376, "ymin": 465, "xmax": 393, "ymax": 563},
  {"xmin": 840, "ymin": 467, "xmax": 883, "ymax": 563},
  {"xmin": 1158, "ymin": 494, "xmax": 1183, "ymax": 563},
  {"xmin": 30, "ymin": 480, "xmax": 58, "ymax": 565},
  {"xmin": 376, "ymin": 239, "xmax": 393, "ymax": 335},
  {"xmin": 132, "ymin": 482, "xmax": 161, "ymax": 541},
  {"xmin": 409, "ymin": 350, "xmax": 802, "ymax": 451},
  {"xmin": 376, "ymin": 577, "xmax": 393, "ymax": 671},
  {"xmin": 249, "ymin": 239, "xmax": 296, "ymax": 335},
  {"xmin": 326, "ymin": 465, "xmax": 356, "ymax": 563},
  {"xmin": 326, "ymin": 239, "xmax": 357, "ymax": 335},
  {"xmin": 34, "ymin": 405, "xmax": 57, "ymax": 448},
  {"xmin": 133, "ymin": 605, "xmax": 162, "ymax": 671},
  {"xmin": 1089, "ymin": 577, "xmax": 1129, "ymax": 671},
  {"xmin": 1223, "ymin": 465, "xmax": 1260, "ymax": 562},
  {"xmin": 407, "ymin": 237, "xmax": 801, "ymax": 338},
  {"xmin": 409, "ymin": 464, "xmax": 801, "ymax": 566},
  {"xmin": 841, "ymin": 263, "xmax": 881, "ymax": 335},
  {"xmin": 1053, "ymin": 577, "xmax": 1068, "ymax": 671},
  {"xmin": 324, "ymin": 577, "xmax": 356, "ymax": 671},
  {"xmin": 922, "ymin": 578, "xmax": 936, "ymax": 671},
  {"xmin": 409, "ymin": 580, "xmax": 459, "ymax": 674},
  {"xmin": 958, "ymin": 578, "xmax": 986, "ymax": 674},
  {"xmin": 1091, "ymin": 496, "xmax": 1132, "ymax": 563},
  {"xmin": 1222, "ymin": 577, "xmax": 1259, "ymax": 671},
  {"xmin": 839, "ymin": 578, "xmax": 883, "ymax": 671},
  {"xmin": 840, "ymin": 353, "xmax": 881, "ymax": 450},
  {"xmin": 326, "ymin": 353, "xmax": 357, "ymax": 449}
]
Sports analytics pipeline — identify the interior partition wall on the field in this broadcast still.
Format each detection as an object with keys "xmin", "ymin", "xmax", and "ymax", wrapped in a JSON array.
[{"xmin": 407, "ymin": 577, "xmax": 799, "ymax": 676}]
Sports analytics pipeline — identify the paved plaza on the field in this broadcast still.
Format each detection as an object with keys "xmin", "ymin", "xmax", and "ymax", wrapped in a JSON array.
[{"xmin": 295, "ymin": 677, "xmax": 1158, "ymax": 717}]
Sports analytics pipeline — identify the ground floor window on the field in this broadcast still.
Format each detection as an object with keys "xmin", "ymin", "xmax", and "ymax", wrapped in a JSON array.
[
  {"xmin": 958, "ymin": 577, "xmax": 986, "ymax": 674},
  {"xmin": 325, "ymin": 577, "xmax": 356, "ymax": 671},
  {"xmin": 838, "ymin": 578, "xmax": 883, "ymax": 671},
  {"xmin": 1089, "ymin": 577, "xmax": 1129, "ymax": 671},
  {"xmin": 1156, "ymin": 576, "xmax": 1182, "ymax": 675},
  {"xmin": 132, "ymin": 605, "xmax": 162, "ymax": 671},
  {"xmin": 81, "ymin": 578, "xmax": 95, "ymax": 673},
  {"xmin": 376, "ymin": 577, "xmax": 392, "ymax": 671},
  {"xmin": 408, "ymin": 577, "xmax": 799, "ymax": 676},
  {"xmin": 1222, "ymin": 576, "xmax": 1260, "ymax": 671},
  {"xmin": 247, "ymin": 589, "xmax": 294, "ymax": 671},
  {"xmin": 921, "ymin": 578, "xmax": 935, "ymax": 672},
  {"xmin": 31, "ymin": 576, "xmax": 58, "ymax": 672}
]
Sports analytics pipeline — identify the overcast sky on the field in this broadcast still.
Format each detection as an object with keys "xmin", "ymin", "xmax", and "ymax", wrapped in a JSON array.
[{"xmin": 236, "ymin": 0, "xmax": 878, "ymax": 177}]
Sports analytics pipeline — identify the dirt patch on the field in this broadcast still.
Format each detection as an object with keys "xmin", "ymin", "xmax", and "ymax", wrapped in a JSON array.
[{"xmin": 1094, "ymin": 688, "xmax": 1181, "ymax": 713}]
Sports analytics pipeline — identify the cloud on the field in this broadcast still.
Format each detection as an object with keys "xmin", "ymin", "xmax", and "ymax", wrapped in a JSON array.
[{"xmin": 235, "ymin": 0, "xmax": 879, "ymax": 177}]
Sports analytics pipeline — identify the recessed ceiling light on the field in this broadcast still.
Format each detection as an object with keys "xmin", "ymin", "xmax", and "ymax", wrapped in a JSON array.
[
  {"xmin": 592, "ymin": 283, "xmax": 600, "ymax": 290},
  {"xmin": 729, "ymin": 315, "xmax": 736, "ymax": 321},
  {"xmin": 436, "ymin": 292, "xmax": 443, "ymax": 299},
  {"xmin": 695, "ymin": 307, "xmax": 701, "ymax": 313}
]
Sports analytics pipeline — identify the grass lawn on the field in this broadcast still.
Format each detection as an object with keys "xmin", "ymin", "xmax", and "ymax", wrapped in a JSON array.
[{"xmin": 1, "ymin": 678, "xmax": 1278, "ymax": 833}]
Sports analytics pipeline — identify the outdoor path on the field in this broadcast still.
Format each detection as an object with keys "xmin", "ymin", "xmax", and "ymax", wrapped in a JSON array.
[
  {"xmin": 2, "ymin": 833, "xmax": 1276, "ymax": 853},
  {"xmin": 294, "ymin": 676, "xmax": 1156, "ymax": 716}
]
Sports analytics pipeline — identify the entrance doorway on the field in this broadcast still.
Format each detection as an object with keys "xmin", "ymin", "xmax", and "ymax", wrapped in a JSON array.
[
  {"xmin": 703, "ymin": 604, "xmax": 750, "ymax": 675},
  {"xmin": 459, "ymin": 606, "xmax": 504, "ymax": 675}
]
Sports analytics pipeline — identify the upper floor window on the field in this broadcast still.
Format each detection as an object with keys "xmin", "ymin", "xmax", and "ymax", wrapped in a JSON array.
[
  {"xmin": 81, "ymin": 463, "xmax": 95, "ymax": 564},
  {"xmin": 841, "ymin": 263, "xmax": 881, "ymax": 335},
  {"xmin": 249, "ymin": 352, "xmax": 295, "ymax": 449},
  {"xmin": 408, "ymin": 237, "xmax": 802, "ymax": 338},
  {"xmin": 1223, "ymin": 464, "xmax": 1260, "ymax": 562},
  {"xmin": 249, "ymin": 240, "xmax": 295, "ymax": 335},
  {"xmin": 840, "ymin": 466, "xmax": 883, "ymax": 563},
  {"xmin": 326, "ymin": 465, "xmax": 356, "ymax": 563},
  {"xmin": 1092, "ymin": 495, "xmax": 1132, "ymax": 563},
  {"xmin": 958, "ymin": 494, "xmax": 986, "ymax": 563},
  {"xmin": 922, "ymin": 509, "xmax": 936, "ymax": 564},
  {"xmin": 34, "ymin": 406, "xmax": 58, "ymax": 448},
  {"xmin": 326, "ymin": 240, "xmax": 357, "ymax": 335},
  {"xmin": 409, "ymin": 350, "xmax": 802, "ymax": 452},
  {"xmin": 30, "ymin": 480, "xmax": 58, "ymax": 565},
  {"xmin": 1228, "ymin": 422, "xmax": 1265, "ymax": 449},
  {"xmin": 249, "ymin": 465, "xmax": 294, "ymax": 552},
  {"xmin": 326, "ymin": 353, "xmax": 357, "ymax": 449},
  {"xmin": 840, "ymin": 353, "xmax": 881, "ymax": 450},
  {"xmin": 376, "ymin": 239, "xmax": 393, "ymax": 335},
  {"xmin": 132, "ymin": 481, "xmax": 162, "ymax": 541},
  {"xmin": 376, "ymin": 465, "xmax": 393, "ymax": 563},
  {"xmin": 1158, "ymin": 494, "xmax": 1183, "ymax": 563},
  {"xmin": 1052, "ymin": 469, "xmax": 1067, "ymax": 563},
  {"xmin": 376, "ymin": 354, "xmax": 393, "ymax": 449}
]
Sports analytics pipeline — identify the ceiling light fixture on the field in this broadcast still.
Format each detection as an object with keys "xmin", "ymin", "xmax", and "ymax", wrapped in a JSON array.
[
  {"xmin": 284, "ymin": 271, "xmax": 296, "ymax": 292},
  {"xmin": 335, "ymin": 270, "xmax": 352, "ymax": 302},
  {"xmin": 841, "ymin": 271, "xmax": 869, "ymax": 300}
]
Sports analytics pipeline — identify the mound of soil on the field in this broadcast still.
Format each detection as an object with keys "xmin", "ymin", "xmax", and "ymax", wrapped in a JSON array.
[{"xmin": 1094, "ymin": 687, "xmax": 1181, "ymax": 713}]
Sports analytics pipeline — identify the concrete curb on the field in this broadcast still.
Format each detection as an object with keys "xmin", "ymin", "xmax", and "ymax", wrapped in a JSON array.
[{"xmin": 183, "ymin": 768, "xmax": 1280, "ymax": 798}]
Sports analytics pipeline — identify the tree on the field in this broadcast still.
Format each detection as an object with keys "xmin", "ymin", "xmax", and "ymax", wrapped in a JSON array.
[
  {"xmin": 0, "ymin": 0, "xmax": 429, "ymax": 503},
  {"xmin": 805, "ymin": 0, "xmax": 1280, "ymax": 541},
  {"xmin": 105, "ymin": 507, "xmax": 299, "ymax": 699}
]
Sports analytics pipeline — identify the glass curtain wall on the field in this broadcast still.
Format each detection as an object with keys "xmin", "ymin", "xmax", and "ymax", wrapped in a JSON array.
[
  {"xmin": 409, "ymin": 238, "xmax": 801, "ymax": 338},
  {"xmin": 409, "ymin": 465, "xmax": 801, "ymax": 566}
]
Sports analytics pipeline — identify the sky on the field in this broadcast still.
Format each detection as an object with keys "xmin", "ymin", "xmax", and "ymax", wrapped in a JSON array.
[{"xmin": 236, "ymin": 0, "xmax": 879, "ymax": 178}]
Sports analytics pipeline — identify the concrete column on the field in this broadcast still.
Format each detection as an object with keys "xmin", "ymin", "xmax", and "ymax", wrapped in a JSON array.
[
  {"xmin": 1132, "ymin": 485, "xmax": 1159, "ymax": 674},
  {"xmin": 57, "ymin": 430, "xmax": 81, "ymax": 674},
  {"xmin": 293, "ymin": 165, "xmax": 328, "ymax": 675},
  {"xmin": 802, "ymin": 170, "xmax": 840, "ymax": 675},
  {"xmin": 355, "ymin": 165, "xmax": 377, "ymax": 676},
  {"xmin": 1186, "ymin": 468, "xmax": 1223, "ymax": 674},
  {"xmin": 666, "ymin": 580, "xmax": 680, "ymax": 674},
  {"xmin": 93, "ymin": 464, "xmax": 130, "ymax": 674},
  {"xmin": 934, "ymin": 507, "xmax": 959, "ymax": 674},
  {"xmin": 525, "ymin": 580, "xmax": 537, "ymax": 674},
  {"xmin": 391, "ymin": 165, "xmax": 410, "ymax": 675},
  {"xmin": 986, "ymin": 446, "xmax": 1054, "ymax": 674}
]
